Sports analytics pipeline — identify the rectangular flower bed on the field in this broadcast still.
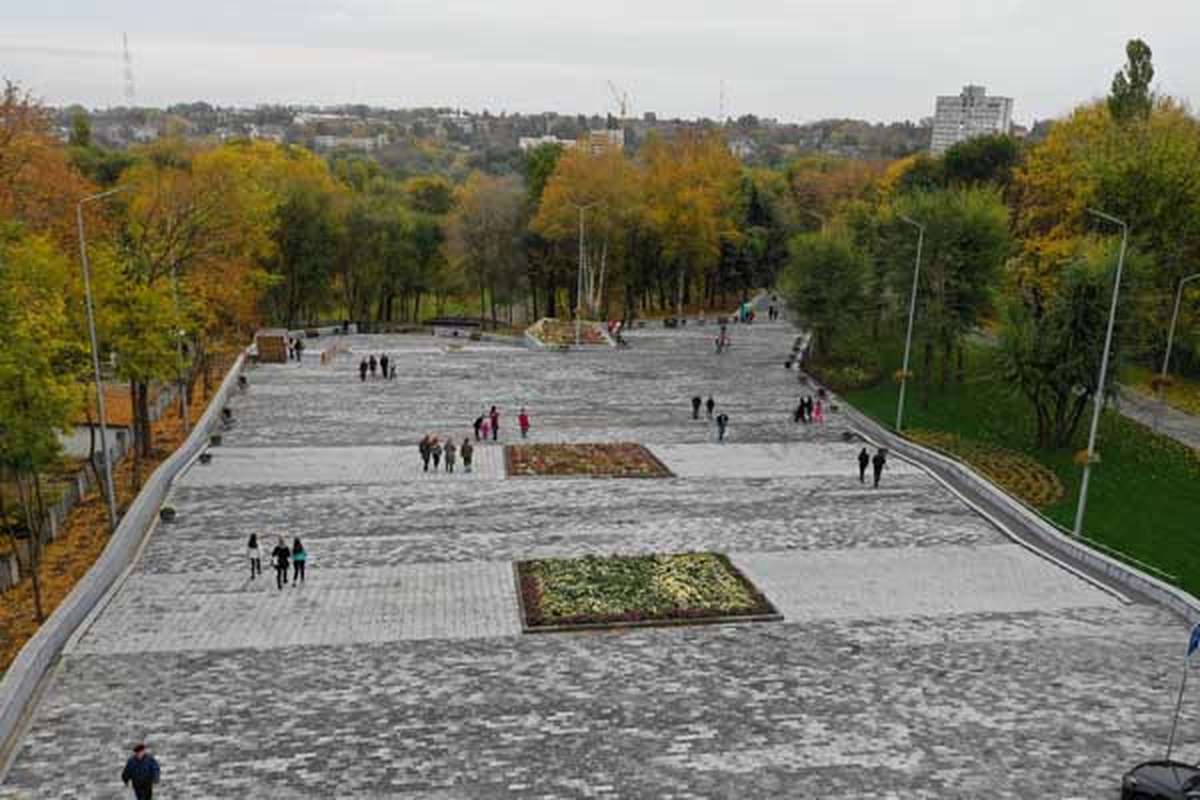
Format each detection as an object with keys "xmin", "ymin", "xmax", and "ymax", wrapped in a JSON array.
[
  {"xmin": 506, "ymin": 443, "xmax": 672, "ymax": 478},
  {"xmin": 516, "ymin": 552, "xmax": 782, "ymax": 632}
]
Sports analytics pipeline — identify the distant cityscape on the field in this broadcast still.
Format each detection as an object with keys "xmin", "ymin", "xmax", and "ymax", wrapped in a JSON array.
[{"xmin": 48, "ymin": 91, "xmax": 1041, "ymax": 171}]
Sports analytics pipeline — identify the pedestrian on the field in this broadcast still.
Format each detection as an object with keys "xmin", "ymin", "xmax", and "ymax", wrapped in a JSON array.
[
  {"xmin": 430, "ymin": 437, "xmax": 442, "ymax": 470},
  {"xmin": 444, "ymin": 438, "xmax": 457, "ymax": 473},
  {"xmin": 803, "ymin": 395, "xmax": 814, "ymax": 424},
  {"xmin": 858, "ymin": 448, "xmax": 870, "ymax": 484},
  {"xmin": 294, "ymin": 339, "xmax": 304, "ymax": 361},
  {"xmin": 247, "ymin": 534, "xmax": 262, "ymax": 580},
  {"xmin": 489, "ymin": 406, "xmax": 500, "ymax": 441},
  {"xmin": 814, "ymin": 398, "xmax": 825, "ymax": 424},
  {"xmin": 380, "ymin": 353, "xmax": 389, "ymax": 377},
  {"xmin": 419, "ymin": 435, "xmax": 432, "ymax": 472},
  {"xmin": 715, "ymin": 412, "xmax": 729, "ymax": 442},
  {"xmin": 691, "ymin": 396, "xmax": 702, "ymax": 420},
  {"xmin": 518, "ymin": 407, "xmax": 531, "ymax": 439},
  {"xmin": 461, "ymin": 437, "xmax": 474, "ymax": 473},
  {"xmin": 368, "ymin": 354, "xmax": 377, "ymax": 377},
  {"xmin": 389, "ymin": 364, "xmax": 396, "ymax": 380},
  {"xmin": 872, "ymin": 449, "xmax": 887, "ymax": 488},
  {"xmin": 272, "ymin": 537, "xmax": 291, "ymax": 589},
  {"xmin": 705, "ymin": 396, "xmax": 715, "ymax": 419},
  {"xmin": 291, "ymin": 538, "xmax": 307, "ymax": 585},
  {"xmin": 480, "ymin": 417, "xmax": 491, "ymax": 441},
  {"xmin": 121, "ymin": 743, "xmax": 160, "ymax": 800},
  {"xmin": 359, "ymin": 359, "xmax": 368, "ymax": 382},
  {"xmin": 793, "ymin": 401, "xmax": 803, "ymax": 424},
  {"xmin": 473, "ymin": 415, "xmax": 484, "ymax": 441}
]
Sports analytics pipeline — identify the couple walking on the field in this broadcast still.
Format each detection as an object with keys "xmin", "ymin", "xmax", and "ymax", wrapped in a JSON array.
[
  {"xmin": 247, "ymin": 534, "xmax": 307, "ymax": 589},
  {"xmin": 793, "ymin": 394, "xmax": 824, "ymax": 424},
  {"xmin": 857, "ymin": 447, "xmax": 888, "ymax": 488}
]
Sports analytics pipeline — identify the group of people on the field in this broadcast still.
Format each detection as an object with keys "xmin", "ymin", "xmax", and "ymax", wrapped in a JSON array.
[
  {"xmin": 858, "ymin": 447, "xmax": 889, "ymax": 488},
  {"xmin": 247, "ymin": 534, "xmax": 307, "ymax": 590},
  {"xmin": 793, "ymin": 393, "xmax": 825, "ymax": 424},
  {"xmin": 690, "ymin": 395, "xmax": 730, "ymax": 441},
  {"xmin": 286, "ymin": 336, "xmax": 305, "ymax": 361},
  {"xmin": 766, "ymin": 305, "xmax": 780, "ymax": 321},
  {"xmin": 419, "ymin": 434, "xmax": 474, "ymax": 473},
  {"xmin": 472, "ymin": 406, "xmax": 532, "ymax": 441},
  {"xmin": 359, "ymin": 353, "xmax": 395, "ymax": 381}
]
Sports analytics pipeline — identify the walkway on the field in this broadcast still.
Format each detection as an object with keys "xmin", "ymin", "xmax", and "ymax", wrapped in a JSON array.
[
  {"xmin": 1119, "ymin": 385, "xmax": 1200, "ymax": 451},
  {"xmin": 0, "ymin": 320, "xmax": 1187, "ymax": 798}
]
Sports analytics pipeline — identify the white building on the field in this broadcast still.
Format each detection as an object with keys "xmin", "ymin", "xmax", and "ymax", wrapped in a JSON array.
[
  {"xmin": 313, "ymin": 134, "xmax": 389, "ymax": 152},
  {"xmin": 930, "ymin": 85, "xmax": 1013, "ymax": 155},
  {"xmin": 518, "ymin": 129, "xmax": 625, "ymax": 154}
]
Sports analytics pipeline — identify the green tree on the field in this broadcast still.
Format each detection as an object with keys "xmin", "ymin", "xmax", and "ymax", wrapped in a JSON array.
[
  {"xmin": 68, "ymin": 111, "xmax": 91, "ymax": 147},
  {"xmin": 1000, "ymin": 242, "xmax": 1138, "ymax": 448},
  {"xmin": 941, "ymin": 134, "xmax": 1020, "ymax": 187},
  {"xmin": 1108, "ymin": 38, "xmax": 1155, "ymax": 124},
  {"xmin": 779, "ymin": 232, "xmax": 869, "ymax": 361},
  {"xmin": 270, "ymin": 184, "xmax": 342, "ymax": 326}
]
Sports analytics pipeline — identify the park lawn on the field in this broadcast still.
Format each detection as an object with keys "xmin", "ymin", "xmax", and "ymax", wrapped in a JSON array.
[{"xmin": 845, "ymin": 344, "xmax": 1200, "ymax": 596}]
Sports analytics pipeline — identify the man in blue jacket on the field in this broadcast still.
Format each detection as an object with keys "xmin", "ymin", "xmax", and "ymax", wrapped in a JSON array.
[{"xmin": 121, "ymin": 743, "xmax": 160, "ymax": 800}]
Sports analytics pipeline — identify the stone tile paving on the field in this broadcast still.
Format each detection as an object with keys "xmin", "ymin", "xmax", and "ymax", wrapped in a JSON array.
[{"xmin": 1, "ymin": 319, "xmax": 1190, "ymax": 798}]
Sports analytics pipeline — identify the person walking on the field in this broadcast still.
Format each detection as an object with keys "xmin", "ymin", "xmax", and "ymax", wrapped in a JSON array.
[
  {"xmin": 419, "ymin": 435, "xmax": 432, "ymax": 472},
  {"xmin": 291, "ymin": 538, "xmax": 307, "ymax": 585},
  {"xmin": 871, "ymin": 449, "xmax": 887, "ymax": 488},
  {"xmin": 473, "ymin": 415, "xmax": 484, "ymax": 441},
  {"xmin": 793, "ymin": 400, "xmax": 804, "ymax": 424},
  {"xmin": 813, "ymin": 399, "xmax": 825, "ymax": 424},
  {"xmin": 358, "ymin": 358, "xmax": 368, "ymax": 382},
  {"xmin": 430, "ymin": 437, "xmax": 442, "ymax": 470},
  {"xmin": 272, "ymin": 537, "xmax": 291, "ymax": 589},
  {"xmin": 479, "ymin": 417, "xmax": 491, "ymax": 441},
  {"xmin": 461, "ymin": 437, "xmax": 474, "ymax": 473},
  {"xmin": 121, "ymin": 743, "xmax": 160, "ymax": 800},
  {"xmin": 715, "ymin": 412, "xmax": 729, "ymax": 442},
  {"xmin": 247, "ymin": 534, "xmax": 262, "ymax": 580},
  {"xmin": 380, "ymin": 353, "xmax": 389, "ymax": 378},
  {"xmin": 858, "ymin": 448, "xmax": 871, "ymax": 484},
  {"xmin": 489, "ymin": 406, "xmax": 500, "ymax": 441},
  {"xmin": 518, "ymin": 408, "xmax": 531, "ymax": 439},
  {"xmin": 705, "ymin": 396, "xmax": 715, "ymax": 419},
  {"xmin": 368, "ymin": 354, "xmax": 377, "ymax": 377},
  {"xmin": 444, "ymin": 438, "xmax": 457, "ymax": 473},
  {"xmin": 294, "ymin": 339, "xmax": 304, "ymax": 361},
  {"xmin": 691, "ymin": 396, "xmax": 702, "ymax": 419}
]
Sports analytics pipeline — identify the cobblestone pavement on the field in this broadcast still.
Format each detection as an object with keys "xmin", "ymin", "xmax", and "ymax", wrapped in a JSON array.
[{"xmin": 1, "ymin": 320, "xmax": 1190, "ymax": 799}]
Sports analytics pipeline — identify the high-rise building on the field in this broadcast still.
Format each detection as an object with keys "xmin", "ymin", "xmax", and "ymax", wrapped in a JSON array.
[{"xmin": 930, "ymin": 85, "xmax": 1013, "ymax": 155}]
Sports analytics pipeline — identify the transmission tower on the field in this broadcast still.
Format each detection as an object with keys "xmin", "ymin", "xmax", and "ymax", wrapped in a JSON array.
[{"xmin": 122, "ymin": 33, "xmax": 136, "ymax": 106}]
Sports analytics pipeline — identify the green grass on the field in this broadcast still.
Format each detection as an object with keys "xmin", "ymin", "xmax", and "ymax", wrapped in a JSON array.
[
  {"xmin": 1123, "ymin": 364, "xmax": 1200, "ymax": 416},
  {"xmin": 845, "ymin": 344, "xmax": 1200, "ymax": 595}
]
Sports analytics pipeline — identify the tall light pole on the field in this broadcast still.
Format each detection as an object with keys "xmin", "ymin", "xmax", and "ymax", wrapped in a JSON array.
[
  {"xmin": 169, "ymin": 265, "xmax": 189, "ymax": 435},
  {"xmin": 567, "ymin": 200, "xmax": 599, "ymax": 346},
  {"xmin": 1073, "ymin": 208, "xmax": 1129, "ymax": 538},
  {"xmin": 896, "ymin": 215, "xmax": 925, "ymax": 432},
  {"xmin": 1161, "ymin": 272, "xmax": 1200, "ymax": 388},
  {"xmin": 77, "ymin": 187, "xmax": 126, "ymax": 533}
]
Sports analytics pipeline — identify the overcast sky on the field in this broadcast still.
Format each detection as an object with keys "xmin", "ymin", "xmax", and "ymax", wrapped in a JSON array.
[{"xmin": 2, "ymin": 1, "xmax": 1196, "ymax": 124}]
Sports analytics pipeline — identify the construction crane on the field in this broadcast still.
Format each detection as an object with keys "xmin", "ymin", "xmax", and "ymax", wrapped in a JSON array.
[{"xmin": 607, "ymin": 81, "xmax": 631, "ymax": 120}]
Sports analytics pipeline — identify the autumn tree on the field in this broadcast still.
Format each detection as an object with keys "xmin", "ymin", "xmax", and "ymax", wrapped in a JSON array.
[
  {"xmin": 447, "ymin": 172, "xmax": 527, "ymax": 323},
  {"xmin": 779, "ymin": 232, "xmax": 870, "ymax": 362}
]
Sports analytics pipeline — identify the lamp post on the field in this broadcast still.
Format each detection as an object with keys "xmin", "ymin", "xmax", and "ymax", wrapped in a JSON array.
[
  {"xmin": 1072, "ymin": 208, "xmax": 1129, "ymax": 538},
  {"xmin": 895, "ymin": 215, "xmax": 925, "ymax": 432},
  {"xmin": 76, "ymin": 187, "xmax": 126, "ymax": 533},
  {"xmin": 567, "ymin": 200, "xmax": 599, "ymax": 347},
  {"xmin": 1161, "ymin": 272, "xmax": 1200, "ymax": 388},
  {"xmin": 169, "ymin": 265, "xmax": 189, "ymax": 435}
]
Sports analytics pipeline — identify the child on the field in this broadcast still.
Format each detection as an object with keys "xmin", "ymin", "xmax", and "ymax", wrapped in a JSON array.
[
  {"xmin": 480, "ymin": 418, "xmax": 491, "ymax": 441},
  {"xmin": 518, "ymin": 408, "xmax": 531, "ymax": 439}
]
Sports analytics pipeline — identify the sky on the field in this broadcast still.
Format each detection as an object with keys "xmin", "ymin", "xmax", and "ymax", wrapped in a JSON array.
[{"xmin": 1, "ymin": 1, "xmax": 1197, "ymax": 124}]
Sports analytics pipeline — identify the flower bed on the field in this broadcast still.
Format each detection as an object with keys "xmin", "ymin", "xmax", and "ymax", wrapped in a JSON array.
[
  {"xmin": 516, "ymin": 552, "xmax": 780, "ymax": 630},
  {"xmin": 506, "ymin": 443, "xmax": 672, "ymax": 478},
  {"xmin": 908, "ymin": 429, "xmax": 1065, "ymax": 508},
  {"xmin": 526, "ymin": 318, "xmax": 609, "ymax": 347}
]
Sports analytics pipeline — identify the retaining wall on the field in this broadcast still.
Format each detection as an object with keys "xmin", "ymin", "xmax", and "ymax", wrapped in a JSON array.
[{"xmin": 0, "ymin": 351, "xmax": 248, "ymax": 762}]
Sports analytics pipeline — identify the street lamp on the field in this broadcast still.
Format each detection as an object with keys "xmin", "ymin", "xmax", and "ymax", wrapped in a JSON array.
[
  {"xmin": 76, "ymin": 187, "xmax": 126, "ymax": 533},
  {"xmin": 895, "ymin": 215, "xmax": 925, "ymax": 432},
  {"xmin": 1072, "ymin": 208, "xmax": 1129, "ymax": 538},
  {"xmin": 567, "ymin": 200, "xmax": 600, "ymax": 347},
  {"xmin": 169, "ymin": 266, "xmax": 189, "ymax": 436},
  {"xmin": 1160, "ymin": 272, "xmax": 1200, "ymax": 390}
]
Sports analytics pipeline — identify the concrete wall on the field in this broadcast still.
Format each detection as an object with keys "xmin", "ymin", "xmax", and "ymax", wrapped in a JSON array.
[{"xmin": 0, "ymin": 352, "xmax": 248, "ymax": 762}]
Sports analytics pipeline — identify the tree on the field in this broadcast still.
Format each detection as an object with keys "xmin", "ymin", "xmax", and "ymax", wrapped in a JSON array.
[
  {"xmin": 0, "ymin": 230, "xmax": 84, "ymax": 621},
  {"xmin": 69, "ymin": 112, "xmax": 91, "ymax": 148},
  {"xmin": 882, "ymin": 187, "xmax": 1012, "ymax": 399},
  {"xmin": 1108, "ymin": 38, "xmax": 1155, "ymax": 124},
  {"xmin": 269, "ymin": 183, "xmax": 342, "ymax": 326},
  {"xmin": 1000, "ymin": 242, "xmax": 1137, "ymax": 448},
  {"xmin": 941, "ymin": 134, "xmax": 1020, "ymax": 187},
  {"xmin": 778, "ymin": 232, "xmax": 869, "ymax": 361},
  {"xmin": 447, "ymin": 172, "xmax": 527, "ymax": 322}
]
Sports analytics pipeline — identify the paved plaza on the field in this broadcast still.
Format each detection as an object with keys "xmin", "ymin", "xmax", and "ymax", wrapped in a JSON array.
[{"xmin": 1, "ymin": 321, "xmax": 1193, "ymax": 798}]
